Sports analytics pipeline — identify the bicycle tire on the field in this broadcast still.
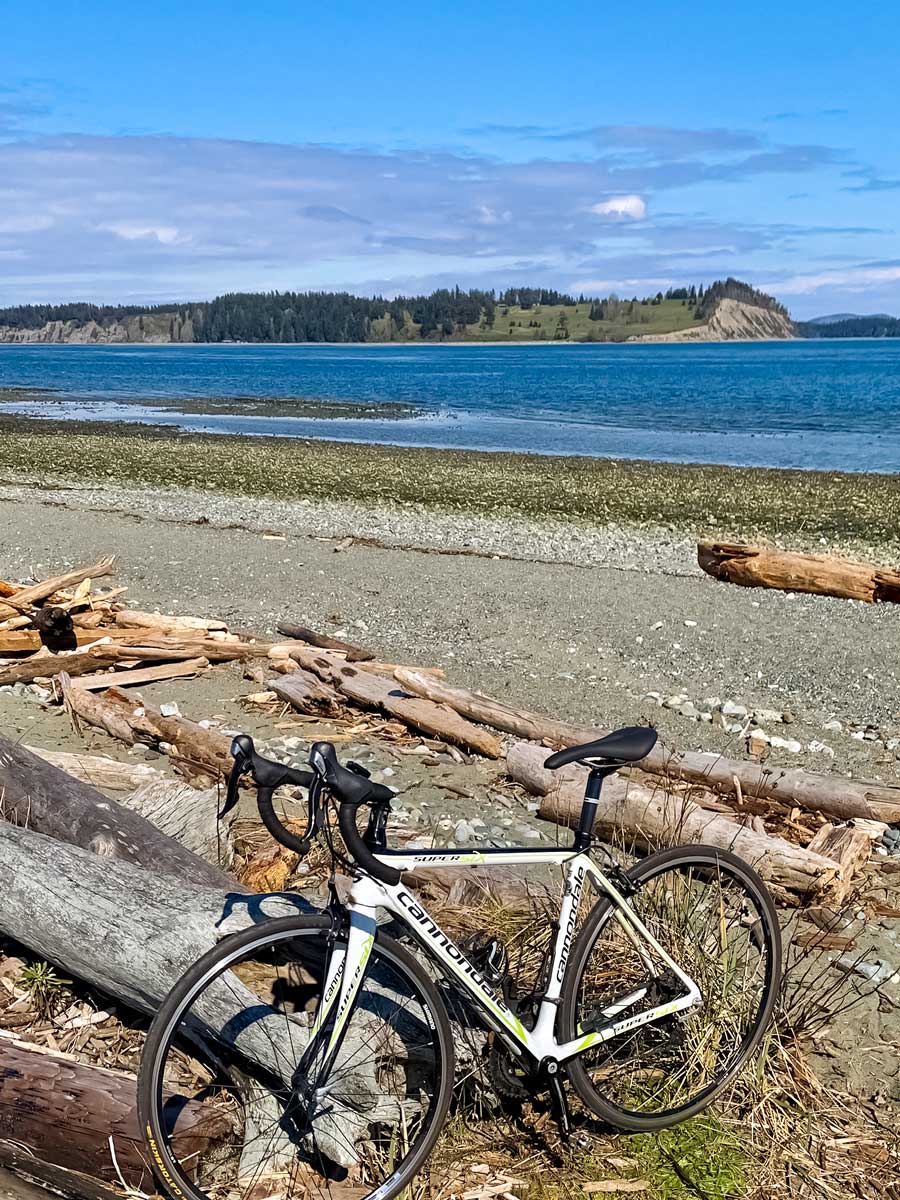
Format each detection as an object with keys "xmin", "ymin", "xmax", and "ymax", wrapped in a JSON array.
[
  {"xmin": 139, "ymin": 914, "xmax": 455, "ymax": 1200},
  {"xmin": 560, "ymin": 844, "xmax": 782, "ymax": 1132}
]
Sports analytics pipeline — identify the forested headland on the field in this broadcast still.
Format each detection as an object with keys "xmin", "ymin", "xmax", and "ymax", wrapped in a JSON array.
[{"xmin": 0, "ymin": 278, "xmax": 795, "ymax": 344}]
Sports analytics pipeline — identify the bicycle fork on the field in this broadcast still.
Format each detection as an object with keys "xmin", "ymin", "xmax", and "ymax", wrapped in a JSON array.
[{"xmin": 293, "ymin": 905, "xmax": 377, "ymax": 1117}]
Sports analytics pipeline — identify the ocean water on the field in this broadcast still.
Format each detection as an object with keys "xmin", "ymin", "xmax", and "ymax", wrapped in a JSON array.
[{"xmin": 1, "ymin": 340, "xmax": 899, "ymax": 472}]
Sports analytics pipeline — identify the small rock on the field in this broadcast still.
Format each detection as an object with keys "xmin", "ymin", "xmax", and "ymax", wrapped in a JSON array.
[
  {"xmin": 678, "ymin": 702, "xmax": 699, "ymax": 719},
  {"xmin": 159, "ymin": 701, "xmax": 181, "ymax": 718},
  {"xmin": 835, "ymin": 956, "xmax": 900, "ymax": 986},
  {"xmin": 753, "ymin": 708, "xmax": 784, "ymax": 724},
  {"xmin": 781, "ymin": 710, "xmax": 796, "ymax": 724},
  {"xmin": 770, "ymin": 735, "xmax": 803, "ymax": 754},
  {"xmin": 454, "ymin": 820, "xmax": 475, "ymax": 844},
  {"xmin": 683, "ymin": 620, "xmax": 697, "ymax": 628},
  {"xmin": 721, "ymin": 701, "xmax": 749, "ymax": 719},
  {"xmin": 748, "ymin": 729, "xmax": 770, "ymax": 756},
  {"xmin": 823, "ymin": 719, "xmax": 843, "ymax": 732}
]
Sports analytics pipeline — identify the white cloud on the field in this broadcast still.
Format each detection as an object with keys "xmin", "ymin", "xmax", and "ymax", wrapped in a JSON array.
[
  {"xmin": 591, "ymin": 195, "xmax": 646, "ymax": 220},
  {"xmin": 768, "ymin": 264, "xmax": 900, "ymax": 295},
  {"xmin": 100, "ymin": 221, "xmax": 183, "ymax": 245}
]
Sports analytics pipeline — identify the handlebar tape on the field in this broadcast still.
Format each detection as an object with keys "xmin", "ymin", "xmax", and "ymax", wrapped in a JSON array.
[{"xmin": 338, "ymin": 801, "xmax": 402, "ymax": 886}]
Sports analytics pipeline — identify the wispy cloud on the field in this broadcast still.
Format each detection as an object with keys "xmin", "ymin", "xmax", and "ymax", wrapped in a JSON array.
[{"xmin": 0, "ymin": 125, "xmax": 863, "ymax": 303}]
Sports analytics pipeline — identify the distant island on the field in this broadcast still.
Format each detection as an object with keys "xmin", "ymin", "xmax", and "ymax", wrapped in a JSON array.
[{"xmin": 0, "ymin": 277, "xmax": 889, "ymax": 345}]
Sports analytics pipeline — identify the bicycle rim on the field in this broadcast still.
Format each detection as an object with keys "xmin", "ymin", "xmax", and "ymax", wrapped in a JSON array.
[
  {"xmin": 562, "ymin": 845, "xmax": 781, "ymax": 1130},
  {"xmin": 139, "ymin": 916, "xmax": 454, "ymax": 1200}
]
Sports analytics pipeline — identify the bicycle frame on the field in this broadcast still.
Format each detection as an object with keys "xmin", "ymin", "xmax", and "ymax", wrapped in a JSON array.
[{"xmin": 306, "ymin": 847, "xmax": 703, "ymax": 1075}]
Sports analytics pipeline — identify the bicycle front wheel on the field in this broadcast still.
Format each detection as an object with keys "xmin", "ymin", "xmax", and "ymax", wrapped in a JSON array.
[
  {"xmin": 139, "ymin": 915, "xmax": 454, "ymax": 1200},
  {"xmin": 560, "ymin": 845, "xmax": 781, "ymax": 1131}
]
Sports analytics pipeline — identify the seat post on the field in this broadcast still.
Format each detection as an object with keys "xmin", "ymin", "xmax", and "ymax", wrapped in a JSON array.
[{"xmin": 573, "ymin": 764, "xmax": 619, "ymax": 851}]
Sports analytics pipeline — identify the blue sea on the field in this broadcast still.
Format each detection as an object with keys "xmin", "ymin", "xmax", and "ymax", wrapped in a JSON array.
[{"xmin": 1, "ymin": 340, "xmax": 898, "ymax": 473}]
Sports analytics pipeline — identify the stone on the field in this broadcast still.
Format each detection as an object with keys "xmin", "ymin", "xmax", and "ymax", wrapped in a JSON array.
[
  {"xmin": 159, "ymin": 701, "xmax": 181, "ymax": 718},
  {"xmin": 769, "ymin": 736, "xmax": 803, "ymax": 754},
  {"xmin": 835, "ymin": 956, "xmax": 900, "ymax": 986},
  {"xmin": 453, "ymin": 820, "xmax": 475, "ymax": 844},
  {"xmin": 721, "ymin": 701, "xmax": 749, "ymax": 719}
]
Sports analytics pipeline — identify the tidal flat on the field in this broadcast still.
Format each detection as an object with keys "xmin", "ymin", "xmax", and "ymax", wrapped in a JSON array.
[{"xmin": 0, "ymin": 412, "xmax": 898, "ymax": 558}]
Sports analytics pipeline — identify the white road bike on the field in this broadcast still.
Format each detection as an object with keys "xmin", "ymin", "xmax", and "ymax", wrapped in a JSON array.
[{"xmin": 140, "ymin": 728, "xmax": 781, "ymax": 1200}]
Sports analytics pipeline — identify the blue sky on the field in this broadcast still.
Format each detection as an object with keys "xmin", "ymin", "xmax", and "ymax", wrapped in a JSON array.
[{"xmin": 1, "ymin": 1, "xmax": 898, "ymax": 317}]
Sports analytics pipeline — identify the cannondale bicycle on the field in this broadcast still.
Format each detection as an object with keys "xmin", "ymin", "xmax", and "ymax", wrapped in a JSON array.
[{"xmin": 140, "ymin": 725, "xmax": 781, "ymax": 1200}]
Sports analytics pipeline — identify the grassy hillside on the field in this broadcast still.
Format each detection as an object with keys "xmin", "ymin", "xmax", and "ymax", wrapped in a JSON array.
[
  {"xmin": 465, "ymin": 298, "xmax": 699, "ymax": 341},
  {"xmin": 369, "ymin": 298, "xmax": 701, "ymax": 342}
]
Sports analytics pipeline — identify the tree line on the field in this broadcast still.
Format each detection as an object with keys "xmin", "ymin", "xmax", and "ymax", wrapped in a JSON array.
[
  {"xmin": 0, "ymin": 279, "xmax": 792, "ymax": 342},
  {"xmin": 795, "ymin": 314, "xmax": 900, "ymax": 338}
]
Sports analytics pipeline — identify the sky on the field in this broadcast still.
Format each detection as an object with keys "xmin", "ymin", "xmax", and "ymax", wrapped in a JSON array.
[{"xmin": 1, "ymin": 1, "xmax": 898, "ymax": 318}]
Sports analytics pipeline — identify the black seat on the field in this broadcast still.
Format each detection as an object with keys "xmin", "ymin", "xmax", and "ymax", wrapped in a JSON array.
[{"xmin": 544, "ymin": 726, "xmax": 657, "ymax": 771}]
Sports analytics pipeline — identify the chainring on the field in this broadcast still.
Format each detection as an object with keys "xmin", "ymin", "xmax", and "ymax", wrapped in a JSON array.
[{"xmin": 487, "ymin": 1044, "xmax": 530, "ymax": 1101}]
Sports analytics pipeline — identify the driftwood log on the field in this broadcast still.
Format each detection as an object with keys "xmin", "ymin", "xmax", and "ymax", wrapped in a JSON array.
[
  {"xmin": 296, "ymin": 647, "xmax": 503, "ymax": 756},
  {"xmin": 61, "ymin": 676, "xmax": 234, "ymax": 782},
  {"xmin": 0, "ymin": 735, "xmax": 234, "ymax": 888},
  {"xmin": 115, "ymin": 609, "xmax": 227, "ymax": 633},
  {"xmin": 507, "ymin": 741, "xmax": 847, "ymax": 900},
  {"xmin": 0, "ymin": 1032, "xmax": 232, "ymax": 1190},
  {"xmin": 638, "ymin": 746, "xmax": 900, "ymax": 825},
  {"xmin": 270, "ymin": 668, "xmax": 342, "ymax": 714},
  {"xmin": 277, "ymin": 621, "xmax": 374, "ymax": 662},
  {"xmin": 698, "ymin": 541, "xmax": 900, "ymax": 605},
  {"xmin": 396, "ymin": 669, "xmax": 900, "ymax": 824},
  {"xmin": 75, "ymin": 656, "xmax": 210, "ymax": 691},
  {"xmin": 0, "ymin": 557, "xmax": 116, "ymax": 618},
  {"xmin": 25, "ymin": 746, "xmax": 161, "ymax": 794},
  {"xmin": 395, "ymin": 667, "xmax": 598, "ymax": 744}
]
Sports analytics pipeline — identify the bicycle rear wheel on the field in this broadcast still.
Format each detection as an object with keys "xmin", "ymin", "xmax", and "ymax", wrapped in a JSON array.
[
  {"xmin": 560, "ymin": 845, "xmax": 781, "ymax": 1131},
  {"xmin": 139, "ymin": 915, "xmax": 454, "ymax": 1200}
]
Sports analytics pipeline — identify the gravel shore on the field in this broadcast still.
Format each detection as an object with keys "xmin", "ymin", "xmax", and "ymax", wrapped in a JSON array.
[{"xmin": 1, "ymin": 472, "xmax": 897, "ymax": 784}]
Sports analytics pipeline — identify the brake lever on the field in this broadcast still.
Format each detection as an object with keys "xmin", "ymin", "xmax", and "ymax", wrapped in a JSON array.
[{"xmin": 219, "ymin": 734, "xmax": 255, "ymax": 819}]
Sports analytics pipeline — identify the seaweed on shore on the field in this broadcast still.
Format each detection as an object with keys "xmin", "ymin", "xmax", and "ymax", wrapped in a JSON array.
[{"xmin": 1, "ymin": 412, "xmax": 898, "ymax": 558}]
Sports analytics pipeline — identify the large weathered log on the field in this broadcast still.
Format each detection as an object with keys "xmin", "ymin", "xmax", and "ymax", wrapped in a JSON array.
[
  {"xmin": 0, "ymin": 735, "xmax": 235, "ymax": 889},
  {"xmin": 698, "ymin": 540, "xmax": 900, "ymax": 604},
  {"xmin": 115, "ymin": 609, "xmax": 227, "ymax": 633},
  {"xmin": 75, "ymin": 656, "xmax": 210, "ymax": 691},
  {"xmin": 0, "ymin": 642, "xmax": 215, "ymax": 687},
  {"xmin": 1, "ymin": 557, "xmax": 116, "ymax": 614},
  {"xmin": 277, "ymin": 621, "xmax": 374, "ymax": 662},
  {"xmin": 270, "ymin": 668, "xmax": 342, "ymax": 714},
  {"xmin": 395, "ymin": 667, "xmax": 598, "ymax": 744},
  {"xmin": 508, "ymin": 741, "xmax": 844, "ymax": 899},
  {"xmin": 25, "ymin": 746, "xmax": 160, "ymax": 794},
  {"xmin": 395, "ymin": 669, "xmax": 900, "ymax": 824},
  {"xmin": 62, "ymin": 677, "xmax": 234, "ymax": 781},
  {"xmin": 639, "ymin": 746, "xmax": 900, "ymax": 825},
  {"xmin": 123, "ymin": 778, "xmax": 235, "ymax": 868},
  {"xmin": 332, "ymin": 661, "xmax": 503, "ymax": 757},
  {"xmin": 0, "ymin": 1031, "xmax": 232, "ymax": 1190},
  {"xmin": 0, "ymin": 826, "xmax": 418, "ymax": 1169}
]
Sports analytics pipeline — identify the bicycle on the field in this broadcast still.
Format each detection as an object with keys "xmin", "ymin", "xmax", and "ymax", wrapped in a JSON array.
[{"xmin": 140, "ymin": 726, "xmax": 782, "ymax": 1200}]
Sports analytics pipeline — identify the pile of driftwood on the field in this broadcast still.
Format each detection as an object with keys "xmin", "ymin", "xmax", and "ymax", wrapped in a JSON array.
[{"xmin": 1, "ymin": 555, "xmax": 900, "ymax": 1197}]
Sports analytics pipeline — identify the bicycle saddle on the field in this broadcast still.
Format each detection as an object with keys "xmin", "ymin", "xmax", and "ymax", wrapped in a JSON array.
[{"xmin": 543, "ymin": 726, "xmax": 657, "ymax": 770}]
